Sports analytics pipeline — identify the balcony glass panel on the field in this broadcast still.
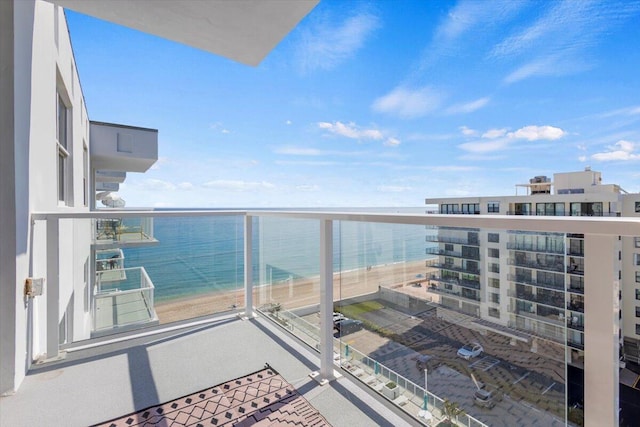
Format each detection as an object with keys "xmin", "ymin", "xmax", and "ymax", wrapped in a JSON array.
[{"xmin": 127, "ymin": 215, "xmax": 245, "ymax": 324}]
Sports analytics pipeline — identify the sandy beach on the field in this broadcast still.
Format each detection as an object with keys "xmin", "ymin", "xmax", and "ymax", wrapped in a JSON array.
[{"xmin": 155, "ymin": 260, "xmax": 430, "ymax": 324}]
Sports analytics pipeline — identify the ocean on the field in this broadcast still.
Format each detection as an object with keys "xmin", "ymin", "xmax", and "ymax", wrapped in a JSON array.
[{"xmin": 122, "ymin": 210, "xmax": 434, "ymax": 302}]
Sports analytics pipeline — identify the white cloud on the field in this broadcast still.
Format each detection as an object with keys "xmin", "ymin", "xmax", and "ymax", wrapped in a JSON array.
[
  {"xmin": 446, "ymin": 97, "xmax": 490, "ymax": 114},
  {"xmin": 286, "ymin": 120, "xmax": 292, "ymax": 125},
  {"xmin": 317, "ymin": 121, "xmax": 384, "ymax": 140},
  {"xmin": 509, "ymin": 125, "xmax": 565, "ymax": 141},
  {"xmin": 378, "ymin": 185, "xmax": 412, "ymax": 193},
  {"xmin": 384, "ymin": 137, "xmax": 401, "ymax": 147},
  {"xmin": 494, "ymin": 1, "xmax": 640, "ymax": 83},
  {"xmin": 459, "ymin": 126, "xmax": 478, "ymax": 136},
  {"xmin": 295, "ymin": 10, "xmax": 380, "ymax": 72},
  {"xmin": 177, "ymin": 182, "xmax": 193, "ymax": 190},
  {"xmin": 459, "ymin": 125, "xmax": 565, "ymax": 153},
  {"xmin": 578, "ymin": 155, "xmax": 587, "ymax": 162},
  {"xmin": 504, "ymin": 54, "xmax": 589, "ymax": 84},
  {"xmin": 598, "ymin": 105, "xmax": 640, "ymax": 119},
  {"xmin": 142, "ymin": 179, "xmax": 176, "ymax": 191},
  {"xmin": 482, "ymin": 128, "xmax": 508, "ymax": 139},
  {"xmin": 295, "ymin": 184, "xmax": 320, "ymax": 192},
  {"xmin": 202, "ymin": 180, "xmax": 276, "ymax": 191},
  {"xmin": 210, "ymin": 122, "xmax": 230, "ymax": 134},
  {"xmin": 274, "ymin": 145, "xmax": 364, "ymax": 157},
  {"xmin": 371, "ymin": 86, "xmax": 443, "ymax": 119},
  {"xmin": 459, "ymin": 138, "xmax": 511, "ymax": 153},
  {"xmin": 275, "ymin": 146, "xmax": 325, "ymax": 156},
  {"xmin": 591, "ymin": 140, "xmax": 640, "ymax": 161}
]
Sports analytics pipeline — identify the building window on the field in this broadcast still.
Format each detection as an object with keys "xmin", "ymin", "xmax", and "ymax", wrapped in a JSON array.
[
  {"xmin": 536, "ymin": 202, "xmax": 565, "ymax": 216},
  {"xmin": 490, "ymin": 293, "xmax": 500, "ymax": 304},
  {"xmin": 636, "ymin": 289, "xmax": 640, "ymax": 300},
  {"xmin": 488, "ymin": 248, "xmax": 499, "ymax": 258},
  {"xmin": 636, "ymin": 272, "xmax": 640, "ymax": 283},
  {"xmin": 489, "ymin": 262, "xmax": 500, "ymax": 273},
  {"xmin": 636, "ymin": 254, "xmax": 640, "ymax": 266},
  {"xmin": 487, "ymin": 202, "xmax": 499, "ymax": 213},
  {"xmin": 461, "ymin": 203, "xmax": 479, "ymax": 214},
  {"xmin": 636, "ymin": 307, "xmax": 640, "ymax": 317},
  {"xmin": 445, "ymin": 243, "xmax": 454, "ymax": 252},
  {"xmin": 635, "ymin": 237, "xmax": 640, "ymax": 248},
  {"xmin": 488, "ymin": 278, "xmax": 500, "ymax": 288},
  {"xmin": 514, "ymin": 203, "xmax": 532, "ymax": 215},
  {"xmin": 440, "ymin": 204, "xmax": 459, "ymax": 214},
  {"xmin": 488, "ymin": 233, "xmax": 499, "ymax": 243},
  {"xmin": 57, "ymin": 92, "xmax": 71, "ymax": 204},
  {"xmin": 637, "ymin": 324, "xmax": 640, "ymax": 335},
  {"xmin": 488, "ymin": 308, "xmax": 500, "ymax": 318}
]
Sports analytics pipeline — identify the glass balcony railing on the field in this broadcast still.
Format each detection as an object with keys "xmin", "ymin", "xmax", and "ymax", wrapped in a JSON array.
[
  {"xmin": 93, "ymin": 266, "xmax": 158, "ymax": 336},
  {"xmin": 93, "ymin": 216, "xmax": 157, "ymax": 245},
  {"xmin": 32, "ymin": 209, "xmax": 638, "ymax": 427}
]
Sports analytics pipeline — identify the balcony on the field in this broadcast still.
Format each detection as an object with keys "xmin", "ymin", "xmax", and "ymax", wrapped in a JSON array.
[
  {"xmin": 425, "ymin": 247, "xmax": 480, "ymax": 260},
  {"xmin": 506, "ymin": 242, "xmax": 564, "ymax": 254},
  {"xmin": 507, "ymin": 290, "xmax": 565, "ymax": 309},
  {"xmin": 507, "ymin": 274, "xmax": 565, "ymax": 291},
  {"xmin": 93, "ymin": 267, "xmax": 159, "ymax": 337},
  {"xmin": 429, "ymin": 274, "xmax": 481, "ymax": 290},
  {"xmin": 19, "ymin": 209, "xmax": 640, "ymax": 427},
  {"xmin": 93, "ymin": 217, "xmax": 158, "ymax": 247},
  {"xmin": 431, "ymin": 263, "xmax": 480, "ymax": 275},
  {"xmin": 424, "ymin": 235, "xmax": 480, "ymax": 246},
  {"xmin": 90, "ymin": 121, "xmax": 158, "ymax": 173},
  {"xmin": 507, "ymin": 257, "xmax": 565, "ymax": 273},
  {"xmin": 427, "ymin": 285, "xmax": 481, "ymax": 302}
]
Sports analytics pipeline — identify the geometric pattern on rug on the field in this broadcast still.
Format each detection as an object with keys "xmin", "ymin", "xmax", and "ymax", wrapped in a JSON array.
[{"xmin": 92, "ymin": 364, "xmax": 332, "ymax": 427}]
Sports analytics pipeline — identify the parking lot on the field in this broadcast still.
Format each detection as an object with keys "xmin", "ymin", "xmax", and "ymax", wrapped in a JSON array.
[{"xmin": 306, "ymin": 299, "xmax": 568, "ymax": 427}]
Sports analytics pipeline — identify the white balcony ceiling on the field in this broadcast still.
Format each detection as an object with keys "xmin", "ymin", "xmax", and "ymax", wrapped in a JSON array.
[{"xmin": 48, "ymin": 0, "xmax": 319, "ymax": 66}]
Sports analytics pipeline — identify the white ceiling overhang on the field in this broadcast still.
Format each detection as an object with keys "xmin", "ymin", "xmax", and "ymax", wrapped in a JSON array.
[{"xmin": 48, "ymin": 0, "xmax": 319, "ymax": 66}]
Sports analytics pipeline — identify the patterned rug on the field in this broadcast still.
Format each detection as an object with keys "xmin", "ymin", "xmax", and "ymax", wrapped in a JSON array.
[{"xmin": 94, "ymin": 365, "xmax": 332, "ymax": 426}]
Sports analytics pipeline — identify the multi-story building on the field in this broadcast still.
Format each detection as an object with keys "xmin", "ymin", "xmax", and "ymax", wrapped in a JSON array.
[{"xmin": 425, "ymin": 168, "xmax": 640, "ymax": 402}]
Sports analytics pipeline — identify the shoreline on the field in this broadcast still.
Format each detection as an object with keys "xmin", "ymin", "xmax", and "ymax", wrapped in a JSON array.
[{"xmin": 155, "ymin": 259, "xmax": 430, "ymax": 324}]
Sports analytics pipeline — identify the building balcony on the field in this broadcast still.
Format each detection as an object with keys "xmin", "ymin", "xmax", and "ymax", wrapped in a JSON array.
[
  {"xmin": 507, "ymin": 274, "xmax": 565, "ymax": 291},
  {"xmin": 429, "ymin": 274, "xmax": 481, "ymax": 290},
  {"xmin": 431, "ymin": 263, "xmax": 480, "ymax": 275},
  {"xmin": 427, "ymin": 285, "xmax": 481, "ymax": 302},
  {"xmin": 425, "ymin": 247, "xmax": 480, "ymax": 260},
  {"xmin": 93, "ymin": 217, "xmax": 158, "ymax": 248},
  {"xmin": 20, "ymin": 208, "xmax": 640, "ymax": 427},
  {"xmin": 92, "ymin": 267, "xmax": 159, "ymax": 337},
  {"xmin": 507, "ymin": 290, "xmax": 565, "ymax": 309},
  {"xmin": 506, "ymin": 242, "xmax": 565, "ymax": 255},
  {"xmin": 90, "ymin": 121, "xmax": 158, "ymax": 173},
  {"xmin": 507, "ymin": 258, "xmax": 565, "ymax": 273},
  {"xmin": 425, "ymin": 235, "xmax": 480, "ymax": 246}
]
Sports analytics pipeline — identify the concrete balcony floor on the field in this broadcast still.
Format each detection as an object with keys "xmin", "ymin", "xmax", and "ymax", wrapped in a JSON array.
[{"xmin": 0, "ymin": 315, "xmax": 414, "ymax": 427}]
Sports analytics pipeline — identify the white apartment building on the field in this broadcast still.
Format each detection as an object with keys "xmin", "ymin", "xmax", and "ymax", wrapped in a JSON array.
[{"xmin": 425, "ymin": 168, "xmax": 640, "ymax": 369}]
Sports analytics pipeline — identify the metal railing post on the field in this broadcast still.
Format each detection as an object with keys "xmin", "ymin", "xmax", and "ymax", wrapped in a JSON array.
[{"xmin": 242, "ymin": 214, "xmax": 254, "ymax": 318}]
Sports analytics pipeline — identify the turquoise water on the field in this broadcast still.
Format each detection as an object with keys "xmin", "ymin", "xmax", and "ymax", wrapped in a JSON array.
[{"xmin": 123, "ymin": 212, "xmax": 432, "ymax": 302}]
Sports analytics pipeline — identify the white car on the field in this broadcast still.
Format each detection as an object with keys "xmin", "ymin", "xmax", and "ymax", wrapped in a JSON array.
[{"xmin": 457, "ymin": 343, "xmax": 483, "ymax": 360}]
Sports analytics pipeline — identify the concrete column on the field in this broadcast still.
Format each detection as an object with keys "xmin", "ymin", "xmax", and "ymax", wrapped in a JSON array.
[
  {"xmin": 46, "ymin": 218, "xmax": 60, "ymax": 358},
  {"xmin": 584, "ymin": 234, "xmax": 619, "ymax": 427},
  {"xmin": 319, "ymin": 219, "xmax": 334, "ymax": 381},
  {"xmin": 243, "ymin": 214, "xmax": 253, "ymax": 317}
]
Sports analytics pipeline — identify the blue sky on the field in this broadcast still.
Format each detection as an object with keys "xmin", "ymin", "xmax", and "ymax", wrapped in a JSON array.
[{"xmin": 66, "ymin": 0, "xmax": 640, "ymax": 208}]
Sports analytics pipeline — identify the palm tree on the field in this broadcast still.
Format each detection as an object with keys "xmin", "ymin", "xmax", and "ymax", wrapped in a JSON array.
[{"xmin": 440, "ymin": 399, "xmax": 465, "ymax": 426}]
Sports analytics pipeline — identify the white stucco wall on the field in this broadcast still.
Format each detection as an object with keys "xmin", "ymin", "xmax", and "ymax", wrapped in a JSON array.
[{"xmin": 1, "ymin": 0, "xmax": 91, "ymax": 394}]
